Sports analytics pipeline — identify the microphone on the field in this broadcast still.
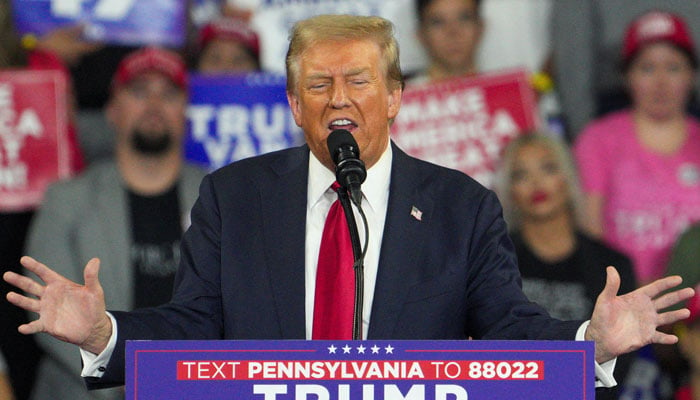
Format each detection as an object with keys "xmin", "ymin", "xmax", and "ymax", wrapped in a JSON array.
[{"xmin": 327, "ymin": 129, "xmax": 366, "ymax": 205}]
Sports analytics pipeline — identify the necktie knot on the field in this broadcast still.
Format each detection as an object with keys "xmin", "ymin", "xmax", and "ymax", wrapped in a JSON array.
[{"xmin": 331, "ymin": 181, "xmax": 342, "ymax": 192}]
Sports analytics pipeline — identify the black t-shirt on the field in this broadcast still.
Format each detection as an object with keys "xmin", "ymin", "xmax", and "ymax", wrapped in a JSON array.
[
  {"xmin": 511, "ymin": 230, "xmax": 638, "ymax": 399},
  {"xmin": 511, "ymin": 231, "xmax": 637, "ymax": 320},
  {"xmin": 128, "ymin": 185, "xmax": 182, "ymax": 309}
]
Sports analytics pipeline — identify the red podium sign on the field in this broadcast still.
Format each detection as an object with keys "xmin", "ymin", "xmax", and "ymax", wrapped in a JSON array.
[
  {"xmin": 126, "ymin": 340, "xmax": 594, "ymax": 399},
  {"xmin": 0, "ymin": 70, "xmax": 70, "ymax": 211},
  {"xmin": 392, "ymin": 69, "xmax": 538, "ymax": 188}
]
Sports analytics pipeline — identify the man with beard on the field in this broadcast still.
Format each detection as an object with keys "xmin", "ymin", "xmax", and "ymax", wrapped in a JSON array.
[{"xmin": 21, "ymin": 47, "xmax": 206, "ymax": 400}]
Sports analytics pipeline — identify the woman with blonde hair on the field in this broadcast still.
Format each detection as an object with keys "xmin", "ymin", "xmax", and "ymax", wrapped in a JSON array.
[
  {"xmin": 496, "ymin": 133, "xmax": 638, "ymax": 398},
  {"xmin": 496, "ymin": 133, "xmax": 637, "ymax": 318}
]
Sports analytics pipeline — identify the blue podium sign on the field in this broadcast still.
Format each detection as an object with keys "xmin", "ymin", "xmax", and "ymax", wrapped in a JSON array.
[{"xmin": 126, "ymin": 340, "xmax": 594, "ymax": 399}]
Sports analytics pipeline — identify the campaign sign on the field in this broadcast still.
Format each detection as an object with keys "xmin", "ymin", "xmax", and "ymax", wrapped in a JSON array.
[
  {"xmin": 12, "ymin": 0, "xmax": 186, "ymax": 47},
  {"xmin": 185, "ymin": 73, "xmax": 303, "ymax": 171},
  {"xmin": 392, "ymin": 69, "xmax": 538, "ymax": 188},
  {"xmin": 126, "ymin": 340, "xmax": 594, "ymax": 399},
  {"xmin": 0, "ymin": 70, "xmax": 70, "ymax": 211}
]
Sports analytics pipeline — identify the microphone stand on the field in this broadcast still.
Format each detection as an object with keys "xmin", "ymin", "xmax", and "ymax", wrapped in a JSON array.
[{"xmin": 336, "ymin": 187, "xmax": 367, "ymax": 340}]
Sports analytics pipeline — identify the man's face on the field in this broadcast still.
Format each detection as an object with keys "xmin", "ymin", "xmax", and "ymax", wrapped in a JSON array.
[
  {"xmin": 107, "ymin": 72, "xmax": 187, "ymax": 155},
  {"xmin": 418, "ymin": 0, "xmax": 482, "ymax": 74},
  {"xmin": 287, "ymin": 39, "xmax": 402, "ymax": 171}
]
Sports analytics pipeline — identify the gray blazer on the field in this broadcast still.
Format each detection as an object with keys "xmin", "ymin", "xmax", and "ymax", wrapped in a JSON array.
[{"xmin": 25, "ymin": 160, "xmax": 206, "ymax": 400}]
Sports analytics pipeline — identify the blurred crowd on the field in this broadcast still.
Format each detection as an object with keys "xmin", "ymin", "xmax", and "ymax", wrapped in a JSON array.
[{"xmin": 2, "ymin": 1, "xmax": 700, "ymax": 399}]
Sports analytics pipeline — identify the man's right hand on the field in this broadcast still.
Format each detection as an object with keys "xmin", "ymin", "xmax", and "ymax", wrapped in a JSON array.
[{"xmin": 3, "ymin": 256, "xmax": 112, "ymax": 355}]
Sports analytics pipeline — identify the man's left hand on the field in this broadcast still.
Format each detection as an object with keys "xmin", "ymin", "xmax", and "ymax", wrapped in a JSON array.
[{"xmin": 586, "ymin": 266, "xmax": 695, "ymax": 363}]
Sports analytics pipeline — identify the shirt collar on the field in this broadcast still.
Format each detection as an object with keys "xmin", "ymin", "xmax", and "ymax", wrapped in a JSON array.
[{"xmin": 308, "ymin": 142, "xmax": 392, "ymax": 212}]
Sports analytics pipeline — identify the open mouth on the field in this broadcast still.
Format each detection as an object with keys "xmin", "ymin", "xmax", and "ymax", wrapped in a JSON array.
[{"xmin": 328, "ymin": 118, "xmax": 358, "ymax": 132}]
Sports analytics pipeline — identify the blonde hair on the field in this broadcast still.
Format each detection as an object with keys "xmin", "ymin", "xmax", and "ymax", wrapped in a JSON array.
[
  {"xmin": 285, "ymin": 14, "xmax": 404, "ymax": 94},
  {"xmin": 494, "ymin": 133, "xmax": 585, "ymax": 230}
]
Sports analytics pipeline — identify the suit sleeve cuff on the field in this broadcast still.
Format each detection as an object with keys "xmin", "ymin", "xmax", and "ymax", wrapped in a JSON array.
[
  {"xmin": 80, "ymin": 312, "xmax": 118, "ymax": 378},
  {"xmin": 576, "ymin": 320, "xmax": 617, "ymax": 388}
]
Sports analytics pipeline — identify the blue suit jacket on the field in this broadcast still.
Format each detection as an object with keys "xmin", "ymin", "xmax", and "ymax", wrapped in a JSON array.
[{"xmin": 94, "ymin": 143, "xmax": 581, "ymax": 386}]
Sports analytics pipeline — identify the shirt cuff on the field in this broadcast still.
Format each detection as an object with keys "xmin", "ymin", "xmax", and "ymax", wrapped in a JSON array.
[
  {"xmin": 576, "ymin": 320, "xmax": 617, "ymax": 388},
  {"xmin": 80, "ymin": 312, "xmax": 118, "ymax": 378}
]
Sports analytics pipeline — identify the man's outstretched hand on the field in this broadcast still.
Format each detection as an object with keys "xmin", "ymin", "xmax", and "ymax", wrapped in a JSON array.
[
  {"xmin": 3, "ymin": 256, "xmax": 112, "ymax": 355},
  {"xmin": 586, "ymin": 266, "xmax": 695, "ymax": 363}
]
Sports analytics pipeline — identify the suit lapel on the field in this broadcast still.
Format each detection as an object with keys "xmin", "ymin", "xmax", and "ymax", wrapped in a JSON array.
[
  {"xmin": 261, "ymin": 146, "xmax": 309, "ymax": 339},
  {"xmin": 368, "ymin": 144, "xmax": 434, "ymax": 338}
]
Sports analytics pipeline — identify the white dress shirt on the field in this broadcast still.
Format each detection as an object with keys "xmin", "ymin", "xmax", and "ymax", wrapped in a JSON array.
[{"xmin": 305, "ymin": 142, "xmax": 392, "ymax": 340}]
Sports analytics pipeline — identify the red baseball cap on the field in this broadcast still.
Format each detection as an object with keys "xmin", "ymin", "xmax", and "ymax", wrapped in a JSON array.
[
  {"xmin": 112, "ymin": 47, "xmax": 188, "ymax": 91},
  {"xmin": 198, "ymin": 17, "xmax": 260, "ymax": 58},
  {"xmin": 622, "ymin": 11, "xmax": 697, "ymax": 66}
]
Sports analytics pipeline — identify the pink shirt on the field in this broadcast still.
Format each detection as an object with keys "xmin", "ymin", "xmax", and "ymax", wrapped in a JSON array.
[{"xmin": 575, "ymin": 110, "xmax": 700, "ymax": 283}]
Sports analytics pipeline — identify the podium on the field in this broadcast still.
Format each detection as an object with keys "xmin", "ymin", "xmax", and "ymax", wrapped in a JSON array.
[{"xmin": 126, "ymin": 340, "xmax": 594, "ymax": 399}]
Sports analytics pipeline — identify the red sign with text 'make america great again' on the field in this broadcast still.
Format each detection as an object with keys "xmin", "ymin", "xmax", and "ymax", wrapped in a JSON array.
[
  {"xmin": 0, "ymin": 70, "xmax": 70, "ymax": 211},
  {"xmin": 392, "ymin": 69, "xmax": 538, "ymax": 189}
]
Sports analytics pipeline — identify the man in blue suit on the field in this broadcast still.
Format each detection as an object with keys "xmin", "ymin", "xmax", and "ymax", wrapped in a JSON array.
[{"xmin": 3, "ymin": 14, "xmax": 695, "ymax": 391}]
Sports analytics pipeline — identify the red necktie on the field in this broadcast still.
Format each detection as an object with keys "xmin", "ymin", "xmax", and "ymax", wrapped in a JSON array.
[{"xmin": 312, "ymin": 182, "xmax": 355, "ymax": 339}]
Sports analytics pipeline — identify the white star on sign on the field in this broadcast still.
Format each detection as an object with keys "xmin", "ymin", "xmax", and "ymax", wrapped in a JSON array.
[
  {"xmin": 371, "ymin": 345, "xmax": 380, "ymax": 354},
  {"xmin": 328, "ymin": 345, "xmax": 337, "ymax": 354},
  {"xmin": 356, "ymin": 345, "xmax": 366, "ymax": 354},
  {"xmin": 384, "ymin": 345, "xmax": 394, "ymax": 354},
  {"xmin": 343, "ymin": 345, "xmax": 352, "ymax": 354}
]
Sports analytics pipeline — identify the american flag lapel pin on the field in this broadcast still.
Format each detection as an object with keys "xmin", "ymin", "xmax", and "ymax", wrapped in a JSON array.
[{"xmin": 410, "ymin": 206, "xmax": 422, "ymax": 221}]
